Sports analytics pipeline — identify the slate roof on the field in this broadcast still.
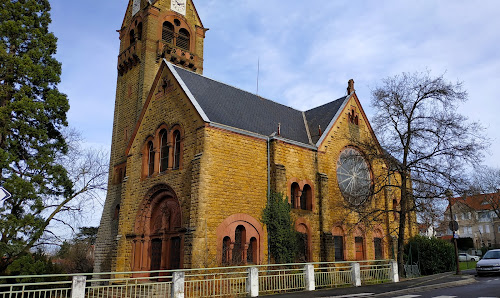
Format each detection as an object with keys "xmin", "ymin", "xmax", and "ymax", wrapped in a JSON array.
[{"xmin": 172, "ymin": 64, "xmax": 348, "ymax": 146}]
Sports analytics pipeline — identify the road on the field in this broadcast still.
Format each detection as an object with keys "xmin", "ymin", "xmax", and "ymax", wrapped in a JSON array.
[
  {"xmin": 380, "ymin": 276, "xmax": 500, "ymax": 298},
  {"xmin": 321, "ymin": 274, "xmax": 500, "ymax": 298},
  {"xmin": 270, "ymin": 270, "xmax": 498, "ymax": 298}
]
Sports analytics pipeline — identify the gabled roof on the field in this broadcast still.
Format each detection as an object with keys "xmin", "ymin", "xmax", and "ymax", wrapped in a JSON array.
[
  {"xmin": 128, "ymin": 60, "xmax": 357, "ymax": 154},
  {"xmin": 450, "ymin": 193, "xmax": 500, "ymax": 211},
  {"xmin": 172, "ymin": 65, "xmax": 313, "ymax": 144},
  {"xmin": 170, "ymin": 63, "xmax": 349, "ymax": 146}
]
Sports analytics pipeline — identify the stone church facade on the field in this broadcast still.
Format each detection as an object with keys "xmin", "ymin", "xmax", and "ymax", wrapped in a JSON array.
[{"xmin": 94, "ymin": 0, "xmax": 417, "ymax": 274}]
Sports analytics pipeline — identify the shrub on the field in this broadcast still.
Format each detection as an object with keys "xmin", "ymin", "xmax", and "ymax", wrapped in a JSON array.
[{"xmin": 404, "ymin": 235, "xmax": 455, "ymax": 275}]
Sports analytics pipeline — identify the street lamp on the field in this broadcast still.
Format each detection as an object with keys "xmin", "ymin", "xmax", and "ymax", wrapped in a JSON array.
[{"xmin": 445, "ymin": 189, "xmax": 460, "ymax": 275}]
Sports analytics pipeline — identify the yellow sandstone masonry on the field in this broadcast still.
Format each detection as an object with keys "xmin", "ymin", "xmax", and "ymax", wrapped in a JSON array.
[{"xmin": 95, "ymin": 0, "xmax": 418, "ymax": 274}]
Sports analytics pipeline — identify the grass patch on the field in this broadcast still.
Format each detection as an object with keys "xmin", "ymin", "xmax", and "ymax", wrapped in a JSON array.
[{"xmin": 459, "ymin": 261, "xmax": 477, "ymax": 271}]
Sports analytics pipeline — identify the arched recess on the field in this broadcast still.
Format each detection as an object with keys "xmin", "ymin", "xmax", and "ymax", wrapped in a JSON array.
[
  {"xmin": 132, "ymin": 184, "xmax": 184, "ymax": 276},
  {"xmin": 169, "ymin": 124, "xmax": 184, "ymax": 170},
  {"xmin": 354, "ymin": 226, "xmax": 366, "ymax": 261},
  {"xmin": 295, "ymin": 218, "xmax": 312, "ymax": 262},
  {"xmin": 332, "ymin": 225, "xmax": 346, "ymax": 261},
  {"xmin": 141, "ymin": 136, "xmax": 156, "ymax": 178},
  {"xmin": 216, "ymin": 214, "xmax": 263, "ymax": 265},
  {"xmin": 372, "ymin": 227, "xmax": 385, "ymax": 260},
  {"xmin": 287, "ymin": 178, "xmax": 315, "ymax": 211}
]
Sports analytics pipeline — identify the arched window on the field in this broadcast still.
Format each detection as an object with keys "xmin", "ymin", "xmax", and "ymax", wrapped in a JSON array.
[
  {"xmin": 247, "ymin": 237, "xmax": 257, "ymax": 264},
  {"xmin": 173, "ymin": 130, "xmax": 181, "ymax": 169},
  {"xmin": 332, "ymin": 226, "xmax": 345, "ymax": 261},
  {"xmin": 355, "ymin": 237, "xmax": 364, "ymax": 261},
  {"xmin": 300, "ymin": 184, "xmax": 312, "ymax": 210},
  {"xmin": 162, "ymin": 21, "xmax": 174, "ymax": 44},
  {"xmin": 222, "ymin": 236, "xmax": 231, "ymax": 265},
  {"xmin": 232, "ymin": 225, "xmax": 246, "ymax": 265},
  {"xmin": 177, "ymin": 28, "xmax": 190, "ymax": 50},
  {"xmin": 148, "ymin": 141, "xmax": 155, "ymax": 176},
  {"xmin": 373, "ymin": 229, "xmax": 384, "ymax": 259},
  {"xmin": 160, "ymin": 129, "xmax": 169, "ymax": 172},
  {"xmin": 137, "ymin": 22, "xmax": 143, "ymax": 40},
  {"xmin": 291, "ymin": 183, "xmax": 300, "ymax": 209},
  {"xmin": 129, "ymin": 29, "xmax": 136, "ymax": 45}
]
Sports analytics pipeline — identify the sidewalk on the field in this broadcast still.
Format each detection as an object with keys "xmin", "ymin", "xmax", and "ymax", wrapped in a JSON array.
[{"xmin": 269, "ymin": 270, "xmax": 476, "ymax": 297}]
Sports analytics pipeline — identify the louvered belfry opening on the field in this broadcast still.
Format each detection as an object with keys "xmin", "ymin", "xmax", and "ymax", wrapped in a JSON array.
[
  {"xmin": 177, "ymin": 28, "xmax": 190, "ymax": 50},
  {"xmin": 162, "ymin": 21, "xmax": 175, "ymax": 44}
]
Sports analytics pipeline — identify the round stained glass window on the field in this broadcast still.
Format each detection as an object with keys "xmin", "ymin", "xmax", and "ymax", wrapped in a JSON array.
[{"xmin": 336, "ymin": 147, "xmax": 372, "ymax": 206}]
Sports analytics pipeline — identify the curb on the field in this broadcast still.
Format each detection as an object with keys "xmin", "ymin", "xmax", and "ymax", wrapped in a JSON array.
[{"xmin": 374, "ymin": 275, "xmax": 476, "ymax": 297}]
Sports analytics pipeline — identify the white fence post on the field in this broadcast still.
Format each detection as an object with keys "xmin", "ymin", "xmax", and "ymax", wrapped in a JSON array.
[
  {"xmin": 304, "ymin": 264, "xmax": 315, "ymax": 291},
  {"xmin": 390, "ymin": 260, "xmax": 399, "ymax": 282},
  {"xmin": 171, "ymin": 271, "xmax": 185, "ymax": 298},
  {"xmin": 351, "ymin": 262, "xmax": 361, "ymax": 287},
  {"xmin": 247, "ymin": 267, "xmax": 259, "ymax": 297},
  {"xmin": 71, "ymin": 276, "xmax": 86, "ymax": 298}
]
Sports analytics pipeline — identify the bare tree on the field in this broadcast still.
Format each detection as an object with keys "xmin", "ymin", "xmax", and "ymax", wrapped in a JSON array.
[
  {"xmin": 347, "ymin": 71, "xmax": 488, "ymax": 275},
  {"xmin": 469, "ymin": 167, "xmax": 500, "ymax": 217},
  {"xmin": 0, "ymin": 129, "xmax": 108, "ymax": 273}
]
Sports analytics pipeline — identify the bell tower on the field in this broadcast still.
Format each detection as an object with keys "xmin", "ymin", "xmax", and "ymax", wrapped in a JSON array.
[{"xmin": 94, "ymin": 0, "xmax": 206, "ymax": 274}]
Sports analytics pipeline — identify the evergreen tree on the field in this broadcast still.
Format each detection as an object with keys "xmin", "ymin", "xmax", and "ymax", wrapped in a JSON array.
[
  {"xmin": 0, "ymin": 0, "xmax": 72, "ymax": 273},
  {"xmin": 262, "ymin": 192, "xmax": 300, "ymax": 264}
]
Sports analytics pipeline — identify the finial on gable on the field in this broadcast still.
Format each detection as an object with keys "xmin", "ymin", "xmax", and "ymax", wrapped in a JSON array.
[{"xmin": 347, "ymin": 79, "xmax": 355, "ymax": 94}]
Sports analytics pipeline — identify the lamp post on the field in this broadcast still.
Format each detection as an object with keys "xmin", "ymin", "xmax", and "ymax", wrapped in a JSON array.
[{"xmin": 446, "ymin": 189, "xmax": 460, "ymax": 275}]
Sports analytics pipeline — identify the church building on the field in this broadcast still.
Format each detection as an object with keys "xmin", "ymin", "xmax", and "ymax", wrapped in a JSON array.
[{"xmin": 94, "ymin": 0, "xmax": 417, "ymax": 274}]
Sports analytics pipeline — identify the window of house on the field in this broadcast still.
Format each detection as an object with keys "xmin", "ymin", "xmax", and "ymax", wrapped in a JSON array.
[
  {"xmin": 374, "ymin": 238, "xmax": 383, "ymax": 259},
  {"xmin": 296, "ymin": 232, "xmax": 308, "ymax": 262},
  {"xmin": 467, "ymin": 212, "xmax": 471, "ymax": 220},
  {"xmin": 247, "ymin": 237, "xmax": 257, "ymax": 264},
  {"xmin": 222, "ymin": 236, "xmax": 231, "ymax": 265},
  {"xmin": 334, "ymin": 236, "xmax": 344, "ymax": 261},
  {"xmin": 129, "ymin": 29, "xmax": 136, "ymax": 45},
  {"xmin": 486, "ymin": 225, "xmax": 490, "ymax": 233},
  {"xmin": 300, "ymin": 184, "xmax": 312, "ymax": 210},
  {"xmin": 148, "ymin": 141, "xmax": 155, "ymax": 176},
  {"xmin": 232, "ymin": 225, "xmax": 246, "ymax": 265},
  {"xmin": 137, "ymin": 22, "xmax": 143, "ymax": 40},
  {"xmin": 162, "ymin": 21, "xmax": 174, "ymax": 44},
  {"xmin": 291, "ymin": 183, "xmax": 299, "ymax": 208},
  {"xmin": 355, "ymin": 237, "xmax": 364, "ymax": 261},
  {"xmin": 177, "ymin": 28, "xmax": 190, "ymax": 51},
  {"xmin": 479, "ymin": 225, "xmax": 484, "ymax": 233},
  {"xmin": 160, "ymin": 129, "xmax": 169, "ymax": 172},
  {"xmin": 461, "ymin": 213, "xmax": 465, "ymax": 220},
  {"xmin": 173, "ymin": 130, "xmax": 181, "ymax": 169}
]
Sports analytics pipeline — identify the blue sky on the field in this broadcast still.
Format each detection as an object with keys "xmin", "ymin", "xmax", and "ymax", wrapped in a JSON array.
[{"xmin": 48, "ymin": 1, "xmax": 500, "ymax": 173}]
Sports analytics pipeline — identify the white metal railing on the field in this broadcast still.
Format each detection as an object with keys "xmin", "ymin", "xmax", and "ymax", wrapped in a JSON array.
[
  {"xmin": 359, "ymin": 260, "xmax": 392, "ymax": 284},
  {"xmin": 257, "ymin": 263, "xmax": 305, "ymax": 294},
  {"xmin": 0, "ymin": 260, "xmax": 397, "ymax": 298},
  {"xmin": 314, "ymin": 261, "xmax": 353, "ymax": 288}
]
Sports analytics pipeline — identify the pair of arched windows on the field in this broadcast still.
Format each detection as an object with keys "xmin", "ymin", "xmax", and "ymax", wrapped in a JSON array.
[
  {"xmin": 162, "ymin": 21, "xmax": 190, "ymax": 51},
  {"xmin": 129, "ymin": 22, "xmax": 143, "ymax": 45},
  {"xmin": 144, "ymin": 127, "xmax": 182, "ymax": 178},
  {"xmin": 222, "ymin": 225, "xmax": 258, "ymax": 265},
  {"xmin": 290, "ymin": 183, "xmax": 313, "ymax": 210}
]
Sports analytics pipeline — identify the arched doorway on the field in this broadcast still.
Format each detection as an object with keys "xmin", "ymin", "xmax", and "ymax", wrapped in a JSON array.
[{"xmin": 132, "ymin": 185, "xmax": 184, "ymax": 276}]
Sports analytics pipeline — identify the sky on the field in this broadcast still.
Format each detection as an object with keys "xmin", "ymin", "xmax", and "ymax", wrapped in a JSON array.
[{"xmin": 47, "ymin": 0, "xmax": 500, "ymax": 225}]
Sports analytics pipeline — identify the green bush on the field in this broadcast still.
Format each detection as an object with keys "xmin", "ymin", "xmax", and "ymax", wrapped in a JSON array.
[{"xmin": 404, "ymin": 236, "xmax": 455, "ymax": 275}]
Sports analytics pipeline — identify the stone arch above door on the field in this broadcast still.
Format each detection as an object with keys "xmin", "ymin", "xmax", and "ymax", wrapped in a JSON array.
[{"xmin": 131, "ymin": 184, "xmax": 184, "ymax": 276}]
